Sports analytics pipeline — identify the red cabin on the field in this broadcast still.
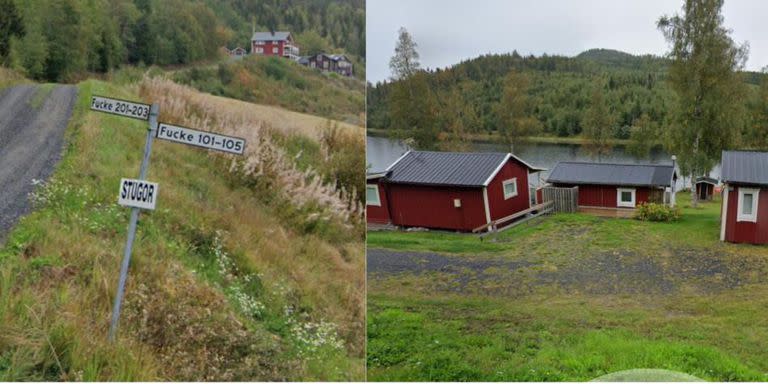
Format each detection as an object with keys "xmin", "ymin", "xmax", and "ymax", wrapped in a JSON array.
[
  {"xmin": 720, "ymin": 151, "xmax": 768, "ymax": 244},
  {"xmin": 547, "ymin": 162, "xmax": 677, "ymax": 211},
  {"xmin": 251, "ymin": 31, "xmax": 299, "ymax": 60},
  {"xmin": 695, "ymin": 176, "xmax": 718, "ymax": 201},
  {"xmin": 366, "ymin": 151, "xmax": 545, "ymax": 232}
]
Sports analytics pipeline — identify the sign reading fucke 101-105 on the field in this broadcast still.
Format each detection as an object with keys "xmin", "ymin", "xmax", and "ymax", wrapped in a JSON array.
[
  {"xmin": 91, "ymin": 96, "xmax": 151, "ymax": 121},
  {"xmin": 118, "ymin": 178, "xmax": 159, "ymax": 210},
  {"xmin": 156, "ymin": 123, "xmax": 246, "ymax": 155}
]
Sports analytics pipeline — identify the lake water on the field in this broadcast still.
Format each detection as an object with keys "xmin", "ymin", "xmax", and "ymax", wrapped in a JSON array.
[{"xmin": 366, "ymin": 135, "xmax": 721, "ymax": 190}]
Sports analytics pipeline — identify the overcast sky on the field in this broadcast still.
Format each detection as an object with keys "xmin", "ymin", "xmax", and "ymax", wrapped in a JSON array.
[{"xmin": 366, "ymin": 0, "xmax": 768, "ymax": 83}]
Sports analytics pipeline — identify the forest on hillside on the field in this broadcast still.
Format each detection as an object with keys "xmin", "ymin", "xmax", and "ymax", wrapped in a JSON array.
[
  {"xmin": 0, "ymin": 0, "xmax": 364, "ymax": 82},
  {"xmin": 367, "ymin": 48, "xmax": 768, "ymax": 156}
]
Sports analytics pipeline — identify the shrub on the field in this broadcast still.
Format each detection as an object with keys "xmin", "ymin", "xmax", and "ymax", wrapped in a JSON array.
[{"xmin": 633, "ymin": 202, "xmax": 681, "ymax": 222}]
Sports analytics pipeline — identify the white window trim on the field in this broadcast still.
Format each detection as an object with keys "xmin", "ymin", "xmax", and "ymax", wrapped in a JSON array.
[
  {"xmin": 617, "ymin": 188, "xmax": 636, "ymax": 208},
  {"xmin": 502, "ymin": 178, "xmax": 518, "ymax": 200},
  {"xmin": 737, "ymin": 187, "xmax": 759, "ymax": 222},
  {"xmin": 366, "ymin": 184, "xmax": 381, "ymax": 207}
]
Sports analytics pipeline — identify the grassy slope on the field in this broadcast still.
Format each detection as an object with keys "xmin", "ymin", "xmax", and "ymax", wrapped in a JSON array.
[
  {"xmin": 0, "ymin": 79, "xmax": 363, "ymax": 380},
  {"xmin": 367, "ymin": 194, "xmax": 768, "ymax": 381},
  {"xmin": 171, "ymin": 56, "xmax": 365, "ymax": 126}
]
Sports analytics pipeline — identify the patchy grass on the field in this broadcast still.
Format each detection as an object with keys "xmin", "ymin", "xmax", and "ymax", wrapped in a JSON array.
[
  {"xmin": 368, "ymin": 194, "xmax": 768, "ymax": 381},
  {"xmin": 172, "ymin": 56, "xmax": 365, "ymax": 126},
  {"xmin": 0, "ymin": 79, "xmax": 363, "ymax": 380}
]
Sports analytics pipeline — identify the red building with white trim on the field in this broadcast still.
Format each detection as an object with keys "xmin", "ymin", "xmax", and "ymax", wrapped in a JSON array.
[
  {"xmin": 366, "ymin": 151, "xmax": 545, "ymax": 232},
  {"xmin": 720, "ymin": 151, "xmax": 768, "ymax": 244},
  {"xmin": 547, "ymin": 161, "xmax": 677, "ymax": 210},
  {"xmin": 251, "ymin": 31, "xmax": 299, "ymax": 60}
]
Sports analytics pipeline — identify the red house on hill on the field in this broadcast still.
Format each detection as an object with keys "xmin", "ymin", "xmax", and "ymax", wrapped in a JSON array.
[
  {"xmin": 251, "ymin": 31, "xmax": 299, "ymax": 60},
  {"xmin": 366, "ymin": 151, "xmax": 545, "ymax": 232},
  {"xmin": 720, "ymin": 150, "xmax": 768, "ymax": 244},
  {"xmin": 547, "ymin": 161, "xmax": 677, "ymax": 210}
]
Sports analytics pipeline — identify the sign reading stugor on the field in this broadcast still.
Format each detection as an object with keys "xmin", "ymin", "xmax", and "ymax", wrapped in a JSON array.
[{"xmin": 118, "ymin": 178, "xmax": 159, "ymax": 210}]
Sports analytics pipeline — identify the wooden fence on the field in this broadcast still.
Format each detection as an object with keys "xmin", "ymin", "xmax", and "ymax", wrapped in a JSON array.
[{"xmin": 541, "ymin": 186, "xmax": 578, "ymax": 213}]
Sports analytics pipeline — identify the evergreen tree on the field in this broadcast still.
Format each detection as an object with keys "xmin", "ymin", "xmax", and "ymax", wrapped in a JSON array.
[
  {"xmin": 0, "ymin": 0, "xmax": 24, "ymax": 61},
  {"xmin": 627, "ymin": 113, "xmax": 657, "ymax": 158},
  {"xmin": 658, "ymin": 0, "xmax": 749, "ymax": 207}
]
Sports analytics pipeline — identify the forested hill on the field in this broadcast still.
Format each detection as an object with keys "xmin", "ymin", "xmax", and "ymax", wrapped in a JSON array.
[
  {"xmin": 367, "ymin": 48, "xmax": 767, "ymax": 144},
  {"xmin": 0, "ymin": 0, "xmax": 364, "ymax": 82}
]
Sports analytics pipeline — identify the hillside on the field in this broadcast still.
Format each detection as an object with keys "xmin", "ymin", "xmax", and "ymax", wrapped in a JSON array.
[
  {"xmin": 1, "ymin": 0, "xmax": 364, "ymax": 82},
  {"xmin": 0, "ymin": 73, "xmax": 364, "ymax": 380},
  {"xmin": 171, "ymin": 55, "xmax": 365, "ymax": 125},
  {"xmin": 367, "ymin": 48, "xmax": 767, "ymax": 145}
]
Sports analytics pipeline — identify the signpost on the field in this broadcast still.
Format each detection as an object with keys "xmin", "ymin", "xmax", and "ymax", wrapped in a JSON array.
[{"xmin": 90, "ymin": 95, "xmax": 246, "ymax": 342}]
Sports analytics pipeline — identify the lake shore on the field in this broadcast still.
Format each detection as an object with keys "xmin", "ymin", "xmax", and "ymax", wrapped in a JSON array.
[{"xmin": 366, "ymin": 128, "xmax": 634, "ymax": 146}]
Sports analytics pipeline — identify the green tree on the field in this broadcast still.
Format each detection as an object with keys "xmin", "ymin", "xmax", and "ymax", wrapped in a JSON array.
[
  {"xmin": 658, "ymin": 0, "xmax": 749, "ymax": 207},
  {"xmin": 582, "ymin": 86, "xmax": 615, "ymax": 160},
  {"xmin": 747, "ymin": 67, "xmax": 768, "ymax": 149},
  {"xmin": 16, "ymin": 20, "xmax": 48, "ymax": 80},
  {"xmin": 388, "ymin": 71, "xmax": 437, "ymax": 149},
  {"xmin": 296, "ymin": 30, "xmax": 329, "ymax": 56},
  {"xmin": 495, "ymin": 70, "xmax": 542, "ymax": 152},
  {"xmin": 389, "ymin": 27, "xmax": 420, "ymax": 80},
  {"xmin": 627, "ymin": 113, "xmax": 657, "ymax": 158},
  {"xmin": 0, "ymin": 0, "xmax": 24, "ymax": 60}
]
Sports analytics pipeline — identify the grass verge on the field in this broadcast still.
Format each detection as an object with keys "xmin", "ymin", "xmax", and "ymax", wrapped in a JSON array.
[
  {"xmin": 0, "ymin": 79, "xmax": 363, "ymax": 380},
  {"xmin": 367, "ymin": 194, "xmax": 768, "ymax": 381}
]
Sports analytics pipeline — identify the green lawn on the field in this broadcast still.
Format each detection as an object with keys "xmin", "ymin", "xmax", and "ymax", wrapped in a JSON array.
[{"xmin": 367, "ymin": 194, "xmax": 768, "ymax": 381}]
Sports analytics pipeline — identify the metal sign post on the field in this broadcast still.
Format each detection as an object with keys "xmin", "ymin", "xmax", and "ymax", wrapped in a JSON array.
[
  {"xmin": 108, "ymin": 103, "xmax": 159, "ymax": 342},
  {"xmin": 90, "ymin": 95, "xmax": 246, "ymax": 342}
]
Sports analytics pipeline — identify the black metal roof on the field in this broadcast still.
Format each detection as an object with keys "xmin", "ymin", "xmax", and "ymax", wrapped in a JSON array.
[
  {"xmin": 695, "ymin": 176, "xmax": 718, "ymax": 185},
  {"xmin": 547, "ymin": 161, "xmax": 676, "ymax": 187},
  {"xmin": 721, "ymin": 150, "xmax": 768, "ymax": 186},
  {"xmin": 385, "ymin": 151, "xmax": 542, "ymax": 187}
]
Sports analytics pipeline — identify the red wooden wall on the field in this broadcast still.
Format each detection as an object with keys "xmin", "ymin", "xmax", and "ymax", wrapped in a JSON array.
[
  {"xmin": 723, "ymin": 185, "xmax": 768, "ymax": 244},
  {"xmin": 366, "ymin": 180, "xmax": 390, "ymax": 224},
  {"xmin": 387, "ymin": 184, "xmax": 487, "ymax": 231},
  {"xmin": 552, "ymin": 184, "xmax": 652, "ymax": 208},
  {"xmin": 486, "ymin": 160, "xmax": 531, "ymax": 220}
]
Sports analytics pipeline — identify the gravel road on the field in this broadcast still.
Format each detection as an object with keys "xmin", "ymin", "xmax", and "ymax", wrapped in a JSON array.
[
  {"xmin": 368, "ymin": 247, "xmax": 767, "ymax": 295},
  {"xmin": 0, "ymin": 84, "xmax": 77, "ymax": 241}
]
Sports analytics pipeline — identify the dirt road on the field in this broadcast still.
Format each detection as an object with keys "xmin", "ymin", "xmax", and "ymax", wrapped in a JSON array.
[{"xmin": 0, "ymin": 84, "xmax": 77, "ymax": 240}]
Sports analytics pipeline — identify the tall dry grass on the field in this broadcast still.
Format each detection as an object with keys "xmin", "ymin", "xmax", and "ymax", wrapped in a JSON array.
[{"xmin": 139, "ymin": 77, "xmax": 363, "ymax": 226}]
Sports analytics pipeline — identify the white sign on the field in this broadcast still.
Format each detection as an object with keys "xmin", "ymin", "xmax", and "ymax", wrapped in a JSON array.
[
  {"xmin": 91, "ymin": 96, "xmax": 150, "ymax": 121},
  {"xmin": 117, "ymin": 178, "xmax": 159, "ymax": 210},
  {"xmin": 156, "ymin": 123, "xmax": 246, "ymax": 155}
]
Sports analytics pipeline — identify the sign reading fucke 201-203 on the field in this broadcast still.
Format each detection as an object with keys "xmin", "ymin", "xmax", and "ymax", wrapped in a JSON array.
[{"xmin": 91, "ymin": 96, "xmax": 150, "ymax": 121}]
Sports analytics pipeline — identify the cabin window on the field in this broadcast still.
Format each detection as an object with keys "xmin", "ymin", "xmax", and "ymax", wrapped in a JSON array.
[
  {"xmin": 254, "ymin": 47, "xmax": 263, "ymax": 54},
  {"xmin": 617, "ymin": 188, "xmax": 636, "ymax": 208},
  {"xmin": 737, "ymin": 187, "xmax": 759, "ymax": 222},
  {"xmin": 502, "ymin": 178, "xmax": 518, "ymax": 199},
  {"xmin": 366, "ymin": 185, "xmax": 381, "ymax": 206},
  {"xmin": 272, "ymin": 47, "xmax": 279, "ymax": 54}
]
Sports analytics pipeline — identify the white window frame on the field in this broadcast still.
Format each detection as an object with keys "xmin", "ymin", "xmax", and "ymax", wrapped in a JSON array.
[
  {"xmin": 254, "ymin": 47, "xmax": 263, "ymax": 54},
  {"xmin": 617, "ymin": 188, "xmax": 636, "ymax": 208},
  {"xmin": 737, "ymin": 187, "xmax": 759, "ymax": 222},
  {"xmin": 502, "ymin": 178, "xmax": 518, "ymax": 200},
  {"xmin": 366, "ymin": 184, "xmax": 381, "ymax": 207}
]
